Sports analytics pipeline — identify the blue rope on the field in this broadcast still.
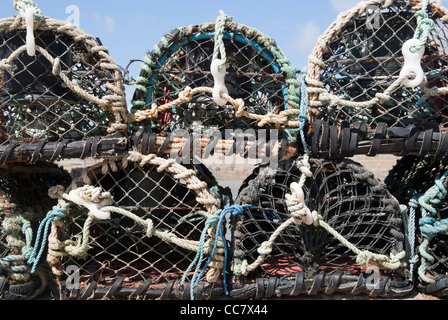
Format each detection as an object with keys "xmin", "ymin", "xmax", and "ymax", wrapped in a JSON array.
[
  {"xmin": 195, "ymin": 205, "xmax": 254, "ymax": 295},
  {"xmin": 285, "ymin": 68, "xmax": 310, "ymax": 154},
  {"xmin": 27, "ymin": 204, "xmax": 70, "ymax": 274},
  {"xmin": 181, "ymin": 205, "xmax": 254, "ymax": 300},
  {"xmin": 180, "ymin": 209, "xmax": 221, "ymax": 299}
]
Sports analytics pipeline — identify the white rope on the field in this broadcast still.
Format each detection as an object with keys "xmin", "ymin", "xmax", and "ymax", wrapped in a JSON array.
[{"xmin": 234, "ymin": 154, "xmax": 406, "ymax": 277}]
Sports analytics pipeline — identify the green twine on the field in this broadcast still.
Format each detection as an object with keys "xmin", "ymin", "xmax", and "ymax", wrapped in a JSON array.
[
  {"xmin": 213, "ymin": 11, "xmax": 233, "ymax": 70},
  {"xmin": 14, "ymin": 0, "xmax": 45, "ymax": 24},
  {"xmin": 131, "ymin": 19, "xmax": 303, "ymax": 130},
  {"xmin": 411, "ymin": 0, "xmax": 435, "ymax": 53}
]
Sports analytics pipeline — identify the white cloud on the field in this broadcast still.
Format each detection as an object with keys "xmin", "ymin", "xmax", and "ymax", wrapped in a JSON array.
[
  {"xmin": 294, "ymin": 21, "xmax": 320, "ymax": 54},
  {"xmin": 329, "ymin": 0, "xmax": 361, "ymax": 12}
]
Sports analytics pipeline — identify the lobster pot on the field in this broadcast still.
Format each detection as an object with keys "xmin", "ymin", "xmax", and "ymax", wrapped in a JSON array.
[
  {"xmin": 186, "ymin": 37, "xmax": 253, "ymax": 101},
  {"xmin": 348, "ymin": 11, "xmax": 415, "ymax": 87},
  {"xmin": 131, "ymin": 22, "xmax": 300, "ymax": 134},
  {"xmin": 0, "ymin": 162, "xmax": 72, "ymax": 300},
  {"xmin": 385, "ymin": 156, "xmax": 448, "ymax": 298},
  {"xmin": 229, "ymin": 157, "xmax": 411, "ymax": 299},
  {"xmin": 307, "ymin": 0, "xmax": 448, "ymax": 130},
  {"xmin": 0, "ymin": 30, "xmax": 73, "ymax": 98},
  {"xmin": 49, "ymin": 155, "xmax": 225, "ymax": 300},
  {"xmin": 0, "ymin": 16, "xmax": 128, "ymax": 151}
]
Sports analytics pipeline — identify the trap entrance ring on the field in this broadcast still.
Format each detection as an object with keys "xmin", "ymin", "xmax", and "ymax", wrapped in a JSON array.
[
  {"xmin": 0, "ymin": 161, "xmax": 72, "ymax": 300},
  {"xmin": 229, "ymin": 156, "xmax": 412, "ymax": 298},
  {"xmin": 130, "ymin": 14, "xmax": 304, "ymax": 136},
  {"xmin": 45, "ymin": 152, "xmax": 230, "ymax": 300},
  {"xmin": 0, "ymin": 2, "xmax": 129, "ymax": 164},
  {"xmin": 385, "ymin": 155, "xmax": 448, "ymax": 298},
  {"xmin": 306, "ymin": 0, "xmax": 448, "ymax": 158}
]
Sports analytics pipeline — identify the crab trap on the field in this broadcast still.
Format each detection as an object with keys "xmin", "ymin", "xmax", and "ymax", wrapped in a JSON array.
[
  {"xmin": 130, "ymin": 12, "xmax": 305, "ymax": 138},
  {"xmin": 38, "ymin": 152, "xmax": 236, "ymax": 300},
  {"xmin": 227, "ymin": 156, "xmax": 413, "ymax": 298},
  {"xmin": 0, "ymin": 161, "xmax": 71, "ymax": 300},
  {"xmin": 305, "ymin": 0, "xmax": 448, "ymax": 159},
  {"xmin": 385, "ymin": 155, "xmax": 448, "ymax": 298},
  {"xmin": 0, "ymin": 1, "xmax": 129, "ymax": 165}
]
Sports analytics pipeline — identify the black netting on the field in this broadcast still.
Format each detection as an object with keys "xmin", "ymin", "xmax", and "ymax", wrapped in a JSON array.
[
  {"xmin": 0, "ymin": 162, "xmax": 72, "ymax": 300},
  {"xmin": 230, "ymin": 157, "xmax": 411, "ymax": 297},
  {"xmin": 385, "ymin": 155, "xmax": 448, "ymax": 297},
  {"xmin": 0, "ymin": 20, "xmax": 128, "ymax": 150}
]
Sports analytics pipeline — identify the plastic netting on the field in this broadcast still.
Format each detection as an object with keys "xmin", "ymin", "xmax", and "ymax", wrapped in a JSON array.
[
  {"xmin": 385, "ymin": 155, "xmax": 448, "ymax": 297},
  {"xmin": 306, "ymin": 0, "xmax": 448, "ymax": 130},
  {"xmin": 0, "ymin": 15, "xmax": 128, "ymax": 150},
  {"xmin": 130, "ymin": 20, "xmax": 302, "ymax": 135},
  {"xmin": 47, "ymin": 154, "xmax": 229, "ymax": 300},
  {"xmin": 229, "ymin": 157, "xmax": 412, "ymax": 298}
]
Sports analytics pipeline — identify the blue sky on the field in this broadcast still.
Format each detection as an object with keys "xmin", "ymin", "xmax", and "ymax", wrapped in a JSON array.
[{"xmin": 3, "ymin": 0, "xmax": 447, "ymax": 100}]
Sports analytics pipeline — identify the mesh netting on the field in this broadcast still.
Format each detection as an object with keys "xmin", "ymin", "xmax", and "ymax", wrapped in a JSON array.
[
  {"xmin": 0, "ymin": 162, "xmax": 71, "ymax": 300},
  {"xmin": 0, "ymin": 15, "xmax": 128, "ymax": 149},
  {"xmin": 47, "ymin": 154, "xmax": 227, "ymax": 300},
  {"xmin": 306, "ymin": 0, "xmax": 448, "ymax": 130},
  {"xmin": 130, "ymin": 19, "xmax": 303, "ymax": 134},
  {"xmin": 229, "ymin": 157, "xmax": 411, "ymax": 298},
  {"xmin": 385, "ymin": 155, "xmax": 448, "ymax": 297}
]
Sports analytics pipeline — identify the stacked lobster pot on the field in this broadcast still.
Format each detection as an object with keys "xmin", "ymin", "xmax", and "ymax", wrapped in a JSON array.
[
  {"xmin": 304, "ymin": 0, "xmax": 448, "ymax": 298},
  {"xmin": 0, "ymin": 0, "xmax": 128, "ymax": 299},
  {"xmin": 47, "ymin": 10, "xmax": 304, "ymax": 300},
  {"xmin": 2, "ymin": 0, "xmax": 448, "ymax": 301}
]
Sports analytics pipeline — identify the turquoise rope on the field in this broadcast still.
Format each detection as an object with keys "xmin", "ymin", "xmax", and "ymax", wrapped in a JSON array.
[
  {"xmin": 285, "ymin": 68, "xmax": 310, "ymax": 153},
  {"xmin": 411, "ymin": 0, "xmax": 435, "ymax": 53},
  {"xmin": 417, "ymin": 170, "xmax": 448, "ymax": 283},
  {"xmin": 180, "ymin": 209, "xmax": 221, "ymax": 299},
  {"xmin": 27, "ymin": 204, "xmax": 70, "ymax": 274},
  {"xmin": 181, "ymin": 205, "xmax": 253, "ymax": 300}
]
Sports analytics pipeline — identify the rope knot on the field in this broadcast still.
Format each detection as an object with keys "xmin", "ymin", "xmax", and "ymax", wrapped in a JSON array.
[
  {"xmin": 234, "ymin": 98, "xmax": 246, "ymax": 118},
  {"xmin": 145, "ymin": 219, "xmax": 155, "ymax": 238},
  {"xmin": 14, "ymin": 0, "xmax": 45, "ymax": 25},
  {"xmin": 178, "ymin": 87, "xmax": 194, "ymax": 103},
  {"xmin": 356, "ymin": 250, "xmax": 374, "ymax": 267},
  {"xmin": 257, "ymin": 241, "xmax": 273, "ymax": 256},
  {"xmin": 298, "ymin": 154, "xmax": 313, "ymax": 177},
  {"xmin": 149, "ymin": 103, "xmax": 159, "ymax": 119},
  {"xmin": 0, "ymin": 59, "xmax": 12, "ymax": 71}
]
